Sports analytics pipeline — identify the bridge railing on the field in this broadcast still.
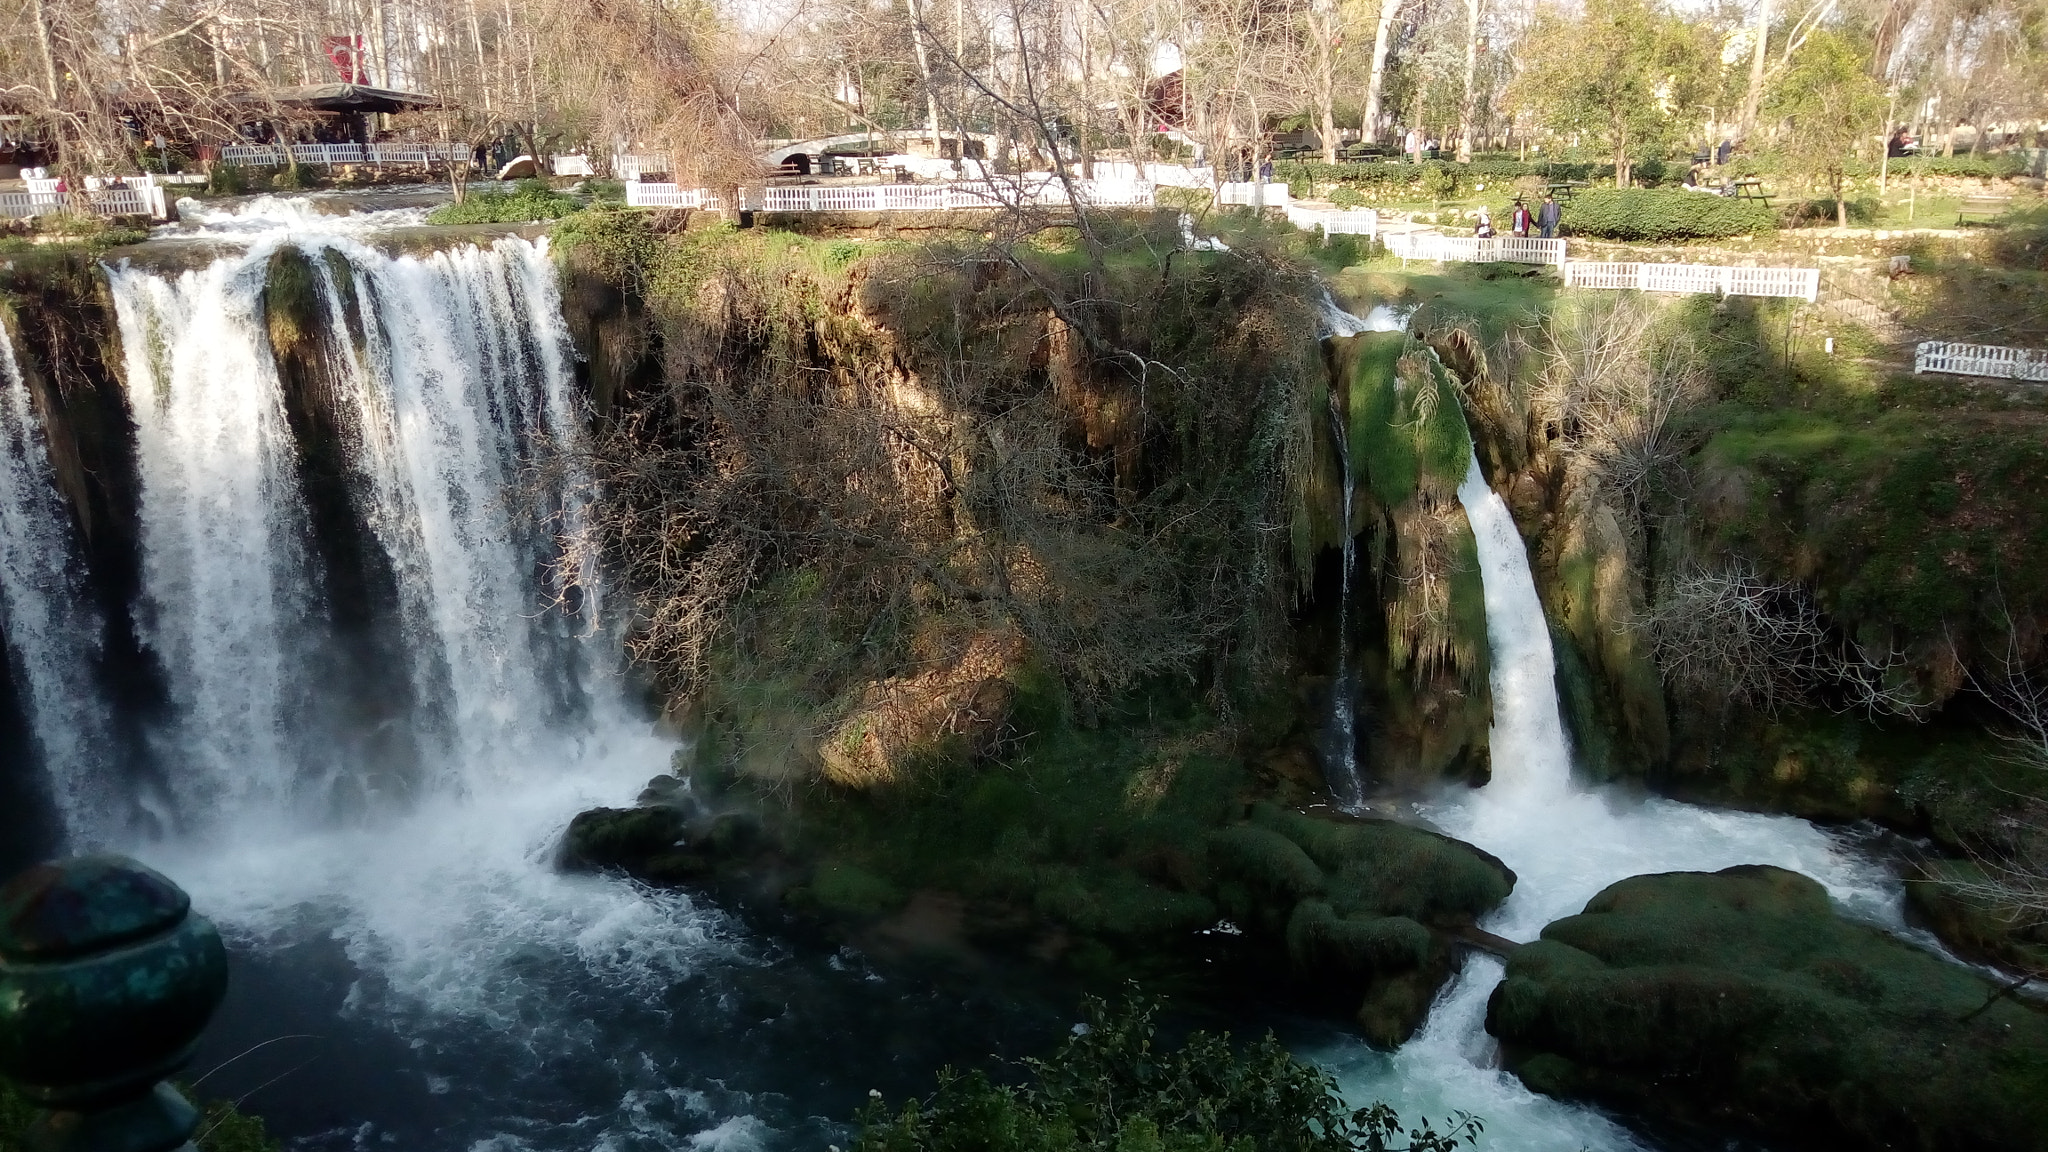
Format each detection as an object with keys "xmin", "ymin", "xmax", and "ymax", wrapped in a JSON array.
[
  {"xmin": 1285, "ymin": 204, "xmax": 1379, "ymax": 238},
  {"xmin": 1914, "ymin": 340, "xmax": 2048, "ymax": 382},
  {"xmin": 1562, "ymin": 261, "xmax": 1817, "ymax": 302}
]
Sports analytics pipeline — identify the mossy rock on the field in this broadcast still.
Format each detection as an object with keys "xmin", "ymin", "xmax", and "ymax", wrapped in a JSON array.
[
  {"xmin": 1032, "ymin": 866, "xmax": 1217, "ymax": 940},
  {"xmin": 1249, "ymin": 805, "xmax": 1514, "ymax": 924},
  {"xmin": 1204, "ymin": 824, "xmax": 1326, "ymax": 903},
  {"xmin": 558, "ymin": 807, "xmax": 714, "ymax": 886},
  {"xmin": 1906, "ymin": 859, "xmax": 2048, "ymax": 975},
  {"xmin": 1488, "ymin": 865, "xmax": 2048, "ymax": 1152},
  {"xmin": 1285, "ymin": 900, "xmax": 1431, "ymax": 977}
]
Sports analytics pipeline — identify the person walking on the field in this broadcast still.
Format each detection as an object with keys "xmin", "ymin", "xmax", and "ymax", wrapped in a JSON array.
[
  {"xmin": 1510, "ymin": 198, "xmax": 1532, "ymax": 237},
  {"xmin": 1474, "ymin": 204, "xmax": 1494, "ymax": 238},
  {"xmin": 1537, "ymin": 192, "xmax": 1561, "ymax": 239}
]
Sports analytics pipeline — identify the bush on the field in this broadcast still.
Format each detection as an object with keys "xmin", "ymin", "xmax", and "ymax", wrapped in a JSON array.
[
  {"xmin": 855, "ymin": 994, "xmax": 1482, "ymax": 1152},
  {"xmin": 2, "ymin": 1080, "xmax": 280, "ymax": 1152},
  {"xmin": 1560, "ymin": 188, "xmax": 1776, "ymax": 241},
  {"xmin": 1419, "ymin": 162, "xmax": 1459, "ymax": 202},
  {"xmin": 426, "ymin": 179, "xmax": 580, "ymax": 224}
]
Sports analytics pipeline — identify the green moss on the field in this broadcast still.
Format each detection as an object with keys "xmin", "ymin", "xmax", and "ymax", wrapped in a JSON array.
[
  {"xmin": 810, "ymin": 861, "xmax": 907, "ymax": 916},
  {"xmin": 1032, "ymin": 867, "xmax": 1217, "ymax": 938},
  {"xmin": 1248, "ymin": 805, "xmax": 1512, "ymax": 924},
  {"xmin": 1206, "ymin": 825, "xmax": 1327, "ymax": 901},
  {"xmin": 426, "ymin": 179, "xmax": 580, "ymax": 224},
  {"xmin": 1905, "ymin": 859, "xmax": 2048, "ymax": 973},
  {"xmin": 1285, "ymin": 900, "xmax": 1431, "ymax": 975},
  {"xmin": 1491, "ymin": 865, "xmax": 2048, "ymax": 1152}
]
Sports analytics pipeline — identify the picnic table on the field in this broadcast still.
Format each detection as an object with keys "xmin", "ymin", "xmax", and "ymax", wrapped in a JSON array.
[
  {"xmin": 1957, "ymin": 194, "xmax": 2012, "ymax": 225},
  {"xmin": 1544, "ymin": 180, "xmax": 1589, "ymax": 202},
  {"xmin": 1730, "ymin": 177, "xmax": 1773, "ymax": 208}
]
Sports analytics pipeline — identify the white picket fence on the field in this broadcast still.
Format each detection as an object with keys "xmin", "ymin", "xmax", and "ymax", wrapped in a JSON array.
[
  {"xmin": 0, "ymin": 184, "xmax": 169, "ymax": 220},
  {"xmin": 1218, "ymin": 182, "xmax": 1291, "ymax": 207},
  {"xmin": 1384, "ymin": 230, "xmax": 1567, "ymax": 267},
  {"xmin": 1284, "ymin": 204, "xmax": 1379, "ymax": 238},
  {"xmin": 613, "ymin": 153, "xmax": 672, "ymax": 180},
  {"xmin": 1914, "ymin": 341, "xmax": 2048, "ymax": 382},
  {"xmin": 219, "ymin": 142, "xmax": 471, "ymax": 167},
  {"xmin": 1562, "ymin": 261, "xmax": 1818, "ymax": 302},
  {"xmin": 621, "ymin": 183, "xmax": 726, "ymax": 210}
]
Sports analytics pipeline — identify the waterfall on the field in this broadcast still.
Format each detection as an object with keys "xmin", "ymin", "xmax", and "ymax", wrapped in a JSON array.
[
  {"xmin": 1308, "ymin": 296, "xmax": 1903, "ymax": 1150},
  {"xmin": 0, "ymin": 316, "xmax": 115, "ymax": 835},
  {"xmin": 101, "ymin": 235, "xmax": 601, "ymax": 829},
  {"xmin": 1322, "ymin": 395, "xmax": 1362, "ymax": 810}
]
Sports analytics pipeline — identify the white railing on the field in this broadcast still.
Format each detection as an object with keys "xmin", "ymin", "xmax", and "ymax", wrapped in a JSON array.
[
  {"xmin": 1914, "ymin": 341, "xmax": 2048, "ymax": 382},
  {"xmin": 730, "ymin": 179, "xmax": 1154, "ymax": 213},
  {"xmin": 1384, "ymin": 230, "xmax": 1567, "ymax": 267},
  {"xmin": 1284, "ymin": 204, "xmax": 1378, "ymax": 238},
  {"xmin": 1218, "ymin": 181, "xmax": 1291, "ymax": 207},
  {"xmin": 0, "ymin": 185, "xmax": 167, "ymax": 220},
  {"xmin": 622, "ymin": 182, "xmax": 725, "ymax": 210},
  {"xmin": 218, "ymin": 142, "xmax": 472, "ymax": 167},
  {"xmin": 552, "ymin": 154, "xmax": 595, "ymax": 177},
  {"xmin": 1562, "ymin": 261, "xmax": 1818, "ymax": 302},
  {"xmin": 613, "ymin": 153, "xmax": 672, "ymax": 180}
]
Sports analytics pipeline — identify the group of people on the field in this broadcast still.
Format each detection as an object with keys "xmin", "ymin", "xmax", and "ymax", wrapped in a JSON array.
[{"xmin": 1472, "ymin": 192, "xmax": 1562, "ymax": 239}]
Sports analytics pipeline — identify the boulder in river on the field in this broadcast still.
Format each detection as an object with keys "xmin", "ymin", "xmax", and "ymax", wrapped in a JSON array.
[{"xmin": 1487, "ymin": 864, "xmax": 2048, "ymax": 1152}]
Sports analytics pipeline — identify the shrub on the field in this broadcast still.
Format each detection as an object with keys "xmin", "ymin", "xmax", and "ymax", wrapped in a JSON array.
[
  {"xmin": 426, "ymin": 179, "xmax": 580, "ymax": 224},
  {"xmin": 855, "ymin": 994, "xmax": 1483, "ymax": 1152},
  {"xmin": 1561, "ymin": 188, "xmax": 1775, "ymax": 241},
  {"xmin": 1419, "ymin": 162, "xmax": 1459, "ymax": 202},
  {"xmin": 1328, "ymin": 185, "xmax": 1364, "ymax": 210}
]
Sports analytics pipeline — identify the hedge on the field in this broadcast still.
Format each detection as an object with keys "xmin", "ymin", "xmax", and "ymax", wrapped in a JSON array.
[
  {"xmin": 1276, "ymin": 158, "xmax": 1618, "ymax": 201},
  {"xmin": 1560, "ymin": 187, "xmax": 1776, "ymax": 241}
]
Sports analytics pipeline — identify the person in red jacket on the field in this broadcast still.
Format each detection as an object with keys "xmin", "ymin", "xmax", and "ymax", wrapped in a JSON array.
[{"xmin": 1510, "ymin": 198, "xmax": 1532, "ymax": 237}]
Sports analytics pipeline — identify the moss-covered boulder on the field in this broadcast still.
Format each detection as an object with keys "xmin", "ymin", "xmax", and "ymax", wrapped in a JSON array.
[
  {"xmin": 1488, "ymin": 865, "xmax": 2048, "ymax": 1152},
  {"xmin": 1906, "ymin": 858, "xmax": 2048, "ymax": 975},
  {"xmin": 1206, "ymin": 804, "xmax": 1514, "ymax": 1046}
]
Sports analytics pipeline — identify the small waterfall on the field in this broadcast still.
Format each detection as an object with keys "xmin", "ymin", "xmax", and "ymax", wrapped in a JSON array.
[
  {"xmin": 1310, "ymin": 442, "xmax": 1903, "ymax": 1152},
  {"xmin": 1322, "ymin": 395, "xmax": 1363, "ymax": 810},
  {"xmin": 0, "ymin": 316, "xmax": 115, "ymax": 835}
]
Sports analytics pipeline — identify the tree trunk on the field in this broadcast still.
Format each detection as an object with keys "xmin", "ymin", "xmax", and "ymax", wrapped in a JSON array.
[
  {"xmin": 1738, "ymin": 0, "xmax": 1770, "ymax": 138},
  {"xmin": 905, "ymin": 0, "xmax": 942, "ymax": 149},
  {"xmin": 30, "ymin": 0, "xmax": 61, "ymax": 101},
  {"xmin": 1362, "ymin": 0, "xmax": 1404, "ymax": 146},
  {"xmin": 1318, "ymin": 9, "xmax": 1339, "ymax": 164},
  {"xmin": 1455, "ymin": 0, "xmax": 1481, "ymax": 162}
]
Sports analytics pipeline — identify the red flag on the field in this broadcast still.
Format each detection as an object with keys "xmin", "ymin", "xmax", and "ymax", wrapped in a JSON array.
[{"xmin": 322, "ymin": 36, "xmax": 364, "ymax": 83}]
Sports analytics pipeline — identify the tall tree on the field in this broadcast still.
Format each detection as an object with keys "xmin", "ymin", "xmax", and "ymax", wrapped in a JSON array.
[
  {"xmin": 1360, "ymin": 0, "xmax": 1404, "ymax": 144},
  {"xmin": 1508, "ymin": 0, "xmax": 1712, "ymax": 186},
  {"xmin": 1765, "ymin": 28, "xmax": 1883, "ymax": 224},
  {"xmin": 1454, "ymin": 0, "xmax": 1482, "ymax": 161}
]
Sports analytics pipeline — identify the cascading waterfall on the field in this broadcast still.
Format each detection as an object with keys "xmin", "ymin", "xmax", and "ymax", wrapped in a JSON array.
[
  {"xmin": 1322, "ymin": 395, "xmax": 1362, "ymax": 810},
  {"xmin": 1306, "ymin": 302, "xmax": 1902, "ymax": 1150},
  {"xmin": 102, "ymin": 234, "xmax": 601, "ymax": 828},
  {"xmin": 0, "ymin": 316, "xmax": 115, "ymax": 834}
]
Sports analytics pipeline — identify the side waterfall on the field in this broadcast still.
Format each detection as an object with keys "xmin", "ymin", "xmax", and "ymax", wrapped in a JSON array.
[
  {"xmin": 1322, "ymin": 395, "xmax": 1362, "ymax": 809},
  {"xmin": 0, "ymin": 318, "xmax": 114, "ymax": 834},
  {"xmin": 1307, "ymin": 308, "xmax": 1902, "ymax": 1151}
]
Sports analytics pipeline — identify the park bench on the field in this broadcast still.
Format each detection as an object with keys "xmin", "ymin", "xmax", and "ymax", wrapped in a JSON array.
[{"xmin": 1957, "ymin": 194, "xmax": 2012, "ymax": 225}]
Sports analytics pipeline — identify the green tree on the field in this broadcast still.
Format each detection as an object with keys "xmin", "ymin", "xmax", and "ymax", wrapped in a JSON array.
[
  {"xmin": 856, "ymin": 995, "xmax": 1482, "ymax": 1152},
  {"xmin": 1506, "ymin": 0, "xmax": 1712, "ymax": 187},
  {"xmin": 1764, "ymin": 29, "xmax": 1886, "ymax": 227}
]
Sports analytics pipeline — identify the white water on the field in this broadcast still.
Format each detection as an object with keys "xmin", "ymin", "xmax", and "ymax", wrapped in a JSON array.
[
  {"xmin": 0, "ymin": 316, "xmax": 115, "ymax": 831},
  {"xmin": 1323, "ymin": 395, "xmax": 1362, "ymax": 809},
  {"xmin": 82, "ymin": 216, "xmax": 772, "ymax": 1147},
  {"xmin": 1305, "ymin": 450, "xmax": 1901, "ymax": 1150}
]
